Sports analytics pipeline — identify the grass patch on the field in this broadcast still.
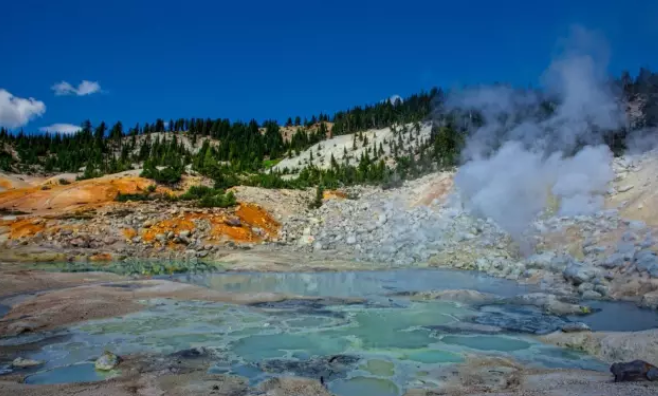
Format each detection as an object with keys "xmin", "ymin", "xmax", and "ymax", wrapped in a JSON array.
[{"xmin": 263, "ymin": 158, "xmax": 282, "ymax": 169}]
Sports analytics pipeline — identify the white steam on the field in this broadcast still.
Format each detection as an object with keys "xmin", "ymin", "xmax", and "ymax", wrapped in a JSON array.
[{"xmin": 450, "ymin": 26, "xmax": 626, "ymax": 240}]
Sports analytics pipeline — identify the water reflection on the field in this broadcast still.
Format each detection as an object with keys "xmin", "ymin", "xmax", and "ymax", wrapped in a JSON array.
[{"xmin": 178, "ymin": 269, "xmax": 537, "ymax": 298}]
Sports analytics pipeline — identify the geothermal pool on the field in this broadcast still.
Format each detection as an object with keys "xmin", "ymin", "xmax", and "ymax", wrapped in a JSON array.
[{"xmin": 3, "ymin": 269, "xmax": 656, "ymax": 396}]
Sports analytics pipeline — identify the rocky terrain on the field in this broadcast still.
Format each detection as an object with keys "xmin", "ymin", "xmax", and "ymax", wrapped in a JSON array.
[
  {"xmin": 1, "ymin": 135, "xmax": 658, "ymax": 395},
  {"xmin": 283, "ymin": 149, "xmax": 658, "ymax": 308},
  {"xmin": 2, "ymin": 147, "xmax": 658, "ymax": 307}
]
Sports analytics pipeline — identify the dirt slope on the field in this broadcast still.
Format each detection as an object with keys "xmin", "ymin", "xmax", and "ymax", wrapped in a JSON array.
[{"xmin": 0, "ymin": 174, "xmax": 168, "ymax": 216}]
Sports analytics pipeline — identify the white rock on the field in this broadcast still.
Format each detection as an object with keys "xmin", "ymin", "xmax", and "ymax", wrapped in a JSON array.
[
  {"xmin": 95, "ymin": 351, "xmax": 121, "ymax": 371},
  {"xmin": 12, "ymin": 357, "xmax": 43, "ymax": 368}
]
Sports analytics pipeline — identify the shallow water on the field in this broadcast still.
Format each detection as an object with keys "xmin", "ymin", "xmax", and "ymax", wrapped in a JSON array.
[
  {"xmin": 2, "ymin": 269, "xmax": 638, "ymax": 396},
  {"xmin": 574, "ymin": 300, "xmax": 658, "ymax": 331},
  {"xmin": 24, "ymin": 363, "xmax": 118, "ymax": 384}
]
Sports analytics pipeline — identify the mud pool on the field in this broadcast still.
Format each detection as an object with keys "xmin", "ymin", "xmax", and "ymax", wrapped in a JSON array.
[{"xmin": 2, "ymin": 269, "xmax": 656, "ymax": 396}]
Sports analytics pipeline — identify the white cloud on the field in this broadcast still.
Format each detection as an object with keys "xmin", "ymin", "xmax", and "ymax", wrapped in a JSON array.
[
  {"xmin": 0, "ymin": 89, "xmax": 46, "ymax": 128},
  {"xmin": 52, "ymin": 80, "xmax": 102, "ymax": 96},
  {"xmin": 39, "ymin": 123, "xmax": 81, "ymax": 134}
]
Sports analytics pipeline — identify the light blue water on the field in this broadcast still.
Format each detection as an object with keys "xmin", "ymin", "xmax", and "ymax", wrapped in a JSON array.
[{"xmin": 1, "ymin": 269, "xmax": 614, "ymax": 396}]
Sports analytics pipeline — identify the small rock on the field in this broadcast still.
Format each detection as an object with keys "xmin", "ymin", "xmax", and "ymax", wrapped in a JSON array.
[
  {"xmin": 95, "ymin": 351, "xmax": 121, "ymax": 371},
  {"xmin": 618, "ymin": 185, "xmax": 634, "ymax": 193},
  {"xmin": 346, "ymin": 235, "xmax": 357, "ymax": 245},
  {"xmin": 581, "ymin": 290, "xmax": 603, "ymax": 300},
  {"xmin": 12, "ymin": 357, "xmax": 43, "ymax": 368},
  {"xmin": 7, "ymin": 321, "xmax": 34, "ymax": 336},
  {"xmin": 131, "ymin": 236, "xmax": 141, "ymax": 244},
  {"xmin": 69, "ymin": 237, "xmax": 86, "ymax": 247},
  {"xmin": 561, "ymin": 322, "xmax": 591, "ymax": 333},
  {"xmin": 621, "ymin": 231, "xmax": 638, "ymax": 242},
  {"xmin": 224, "ymin": 217, "xmax": 241, "ymax": 227},
  {"xmin": 601, "ymin": 253, "xmax": 625, "ymax": 269},
  {"xmin": 179, "ymin": 230, "xmax": 191, "ymax": 238},
  {"xmin": 628, "ymin": 220, "xmax": 646, "ymax": 231},
  {"xmin": 313, "ymin": 242, "xmax": 324, "ymax": 251},
  {"xmin": 577, "ymin": 282, "xmax": 594, "ymax": 294},
  {"xmin": 594, "ymin": 284, "xmax": 609, "ymax": 296},
  {"xmin": 640, "ymin": 291, "xmax": 658, "ymax": 309}
]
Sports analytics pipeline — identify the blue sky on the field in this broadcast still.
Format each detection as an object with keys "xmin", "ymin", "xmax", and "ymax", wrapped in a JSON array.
[{"xmin": 1, "ymin": 0, "xmax": 657, "ymax": 133}]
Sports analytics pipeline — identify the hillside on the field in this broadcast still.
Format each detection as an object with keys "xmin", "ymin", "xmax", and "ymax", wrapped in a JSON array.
[{"xmin": 273, "ymin": 122, "xmax": 432, "ymax": 174}]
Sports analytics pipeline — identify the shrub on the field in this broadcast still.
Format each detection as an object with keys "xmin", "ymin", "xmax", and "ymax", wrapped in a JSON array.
[
  {"xmin": 179, "ymin": 185, "xmax": 237, "ymax": 208},
  {"xmin": 115, "ymin": 192, "xmax": 153, "ymax": 202},
  {"xmin": 140, "ymin": 165, "xmax": 182, "ymax": 184},
  {"xmin": 180, "ymin": 185, "xmax": 214, "ymax": 200},
  {"xmin": 59, "ymin": 178, "xmax": 71, "ymax": 185},
  {"xmin": 199, "ymin": 191, "xmax": 236, "ymax": 208}
]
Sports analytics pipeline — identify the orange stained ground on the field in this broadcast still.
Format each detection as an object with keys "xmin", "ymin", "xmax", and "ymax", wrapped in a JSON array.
[
  {"xmin": 235, "ymin": 203, "xmax": 280, "ymax": 236},
  {"xmin": 141, "ymin": 204, "xmax": 281, "ymax": 245},
  {"xmin": 122, "ymin": 228, "xmax": 138, "ymax": 241},
  {"xmin": 89, "ymin": 253, "xmax": 113, "ymax": 262},
  {"xmin": 0, "ymin": 178, "xmax": 14, "ymax": 190},
  {"xmin": 323, "ymin": 190, "xmax": 347, "ymax": 200},
  {"xmin": 0, "ymin": 218, "xmax": 46, "ymax": 239},
  {"xmin": 0, "ymin": 176, "xmax": 170, "ymax": 214},
  {"xmin": 13, "ymin": 219, "xmax": 46, "ymax": 239}
]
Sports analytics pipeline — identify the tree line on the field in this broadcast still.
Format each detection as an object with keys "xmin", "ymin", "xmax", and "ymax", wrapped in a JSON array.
[{"xmin": 0, "ymin": 67, "xmax": 656, "ymax": 190}]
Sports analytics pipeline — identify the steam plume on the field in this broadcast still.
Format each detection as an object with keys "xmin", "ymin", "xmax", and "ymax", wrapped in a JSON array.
[{"xmin": 447, "ymin": 26, "xmax": 626, "ymax": 240}]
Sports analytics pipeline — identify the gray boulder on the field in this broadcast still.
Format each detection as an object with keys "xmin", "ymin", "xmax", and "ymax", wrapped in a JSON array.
[
  {"xmin": 12, "ymin": 357, "xmax": 43, "ymax": 369},
  {"xmin": 581, "ymin": 290, "xmax": 603, "ymax": 300},
  {"xmin": 616, "ymin": 242, "xmax": 636, "ymax": 260},
  {"xmin": 601, "ymin": 253, "xmax": 626, "ymax": 269},
  {"xmin": 635, "ymin": 249, "xmax": 658, "ymax": 274},
  {"xmin": 563, "ymin": 263, "xmax": 599, "ymax": 286},
  {"xmin": 508, "ymin": 293, "xmax": 592, "ymax": 316},
  {"xmin": 561, "ymin": 322, "xmax": 591, "ymax": 333}
]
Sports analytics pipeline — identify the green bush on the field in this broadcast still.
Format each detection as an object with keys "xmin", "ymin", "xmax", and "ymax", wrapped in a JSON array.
[
  {"xmin": 179, "ymin": 185, "xmax": 237, "ymax": 208},
  {"xmin": 115, "ymin": 192, "xmax": 154, "ymax": 202},
  {"xmin": 180, "ymin": 185, "xmax": 214, "ymax": 200},
  {"xmin": 59, "ymin": 178, "xmax": 71, "ymax": 185},
  {"xmin": 141, "ymin": 165, "xmax": 182, "ymax": 184},
  {"xmin": 199, "ymin": 191, "xmax": 236, "ymax": 208}
]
